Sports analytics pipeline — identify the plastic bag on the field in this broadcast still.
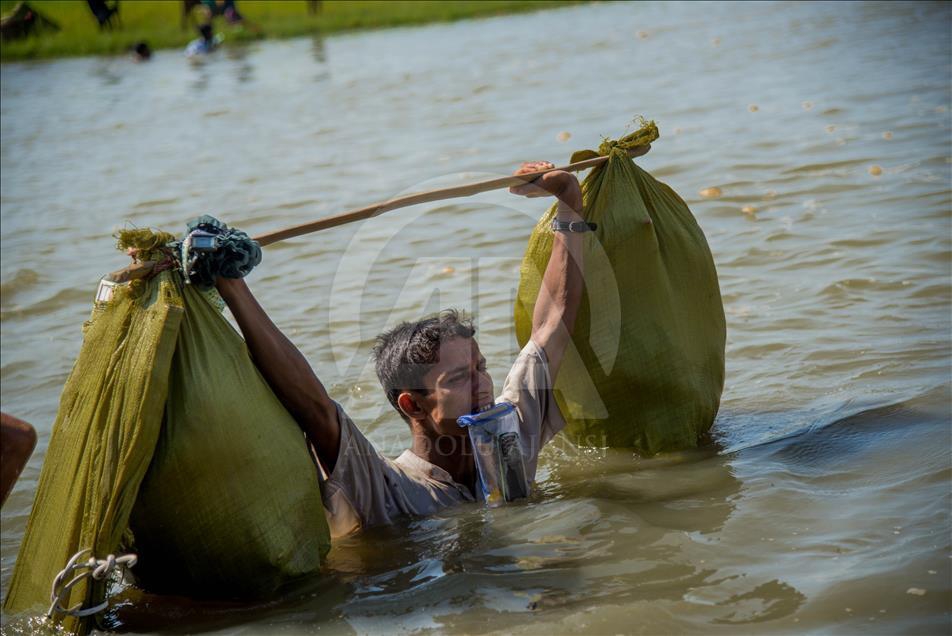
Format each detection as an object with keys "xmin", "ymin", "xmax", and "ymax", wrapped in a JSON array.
[{"xmin": 457, "ymin": 402, "xmax": 530, "ymax": 504}]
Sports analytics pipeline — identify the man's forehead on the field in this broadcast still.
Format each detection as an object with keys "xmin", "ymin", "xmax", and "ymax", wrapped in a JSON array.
[
  {"xmin": 427, "ymin": 337, "xmax": 482, "ymax": 374},
  {"xmin": 441, "ymin": 336, "xmax": 482, "ymax": 361}
]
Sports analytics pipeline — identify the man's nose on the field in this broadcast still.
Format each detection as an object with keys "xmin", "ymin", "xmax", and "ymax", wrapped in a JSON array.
[{"xmin": 473, "ymin": 370, "xmax": 493, "ymax": 396}]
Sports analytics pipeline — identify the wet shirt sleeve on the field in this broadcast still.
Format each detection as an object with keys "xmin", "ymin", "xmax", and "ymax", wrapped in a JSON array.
[{"xmin": 498, "ymin": 340, "xmax": 566, "ymax": 479}]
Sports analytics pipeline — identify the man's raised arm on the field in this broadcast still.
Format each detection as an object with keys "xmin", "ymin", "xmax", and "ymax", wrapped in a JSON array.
[
  {"xmin": 216, "ymin": 277, "xmax": 341, "ymax": 472},
  {"xmin": 510, "ymin": 163, "xmax": 586, "ymax": 379}
]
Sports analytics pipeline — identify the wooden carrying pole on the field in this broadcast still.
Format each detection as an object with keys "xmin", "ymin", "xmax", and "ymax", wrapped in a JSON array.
[
  {"xmin": 105, "ymin": 144, "xmax": 651, "ymax": 283},
  {"xmin": 253, "ymin": 144, "xmax": 650, "ymax": 247}
]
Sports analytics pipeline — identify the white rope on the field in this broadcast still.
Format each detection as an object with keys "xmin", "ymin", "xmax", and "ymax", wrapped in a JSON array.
[{"xmin": 47, "ymin": 549, "xmax": 137, "ymax": 619}]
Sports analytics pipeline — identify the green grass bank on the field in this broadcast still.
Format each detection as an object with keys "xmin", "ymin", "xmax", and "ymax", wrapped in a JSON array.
[{"xmin": 1, "ymin": 0, "xmax": 584, "ymax": 62}]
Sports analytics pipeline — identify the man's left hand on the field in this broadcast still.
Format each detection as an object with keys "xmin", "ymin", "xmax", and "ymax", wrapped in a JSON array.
[{"xmin": 509, "ymin": 161, "xmax": 582, "ymax": 209}]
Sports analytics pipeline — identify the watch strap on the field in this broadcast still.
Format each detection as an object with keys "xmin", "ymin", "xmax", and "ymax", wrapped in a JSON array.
[{"xmin": 551, "ymin": 219, "xmax": 597, "ymax": 233}]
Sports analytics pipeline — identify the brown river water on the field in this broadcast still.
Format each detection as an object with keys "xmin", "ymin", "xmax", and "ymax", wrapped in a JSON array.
[{"xmin": 1, "ymin": 1, "xmax": 950, "ymax": 634}]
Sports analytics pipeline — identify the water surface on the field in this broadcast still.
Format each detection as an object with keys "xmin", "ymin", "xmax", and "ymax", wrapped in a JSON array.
[{"xmin": 1, "ymin": 1, "xmax": 950, "ymax": 633}]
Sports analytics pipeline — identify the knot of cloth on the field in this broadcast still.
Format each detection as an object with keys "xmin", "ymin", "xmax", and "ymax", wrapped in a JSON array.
[
  {"xmin": 596, "ymin": 118, "xmax": 660, "ymax": 158},
  {"xmin": 569, "ymin": 118, "xmax": 659, "ymax": 166}
]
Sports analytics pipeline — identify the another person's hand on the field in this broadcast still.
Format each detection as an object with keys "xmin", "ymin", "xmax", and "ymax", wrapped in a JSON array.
[{"xmin": 509, "ymin": 161, "xmax": 582, "ymax": 210}]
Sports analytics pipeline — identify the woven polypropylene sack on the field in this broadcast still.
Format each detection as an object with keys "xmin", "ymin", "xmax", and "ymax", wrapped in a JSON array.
[
  {"xmin": 3, "ymin": 272, "xmax": 182, "ymax": 634},
  {"xmin": 129, "ymin": 282, "xmax": 330, "ymax": 598},
  {"xmin": 514, "ymin": 128, "xmax": 725, "ymax": 454}
]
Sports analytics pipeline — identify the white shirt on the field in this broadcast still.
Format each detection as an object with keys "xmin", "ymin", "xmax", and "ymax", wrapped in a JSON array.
[{"xmin": 318, "ymin": 340, "xmax": 565, "ymax": 537}]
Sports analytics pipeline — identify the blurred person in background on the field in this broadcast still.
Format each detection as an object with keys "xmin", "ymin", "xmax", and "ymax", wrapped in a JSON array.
[{"xmin": 185, "ymin": 23, "xmax": 219, "ymax": 57}]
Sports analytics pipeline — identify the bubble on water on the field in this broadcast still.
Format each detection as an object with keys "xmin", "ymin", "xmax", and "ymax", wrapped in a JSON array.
[
  {"xmin": 748, "ymin": 104, "xmax": 759, "ymax": 112},
  {"xmin": 637, "ymin": 30, "xmax": 650, "ymax": 39},
  {"xmin": 741, "ymin": 205, "xmax": 757, "ymax": 215},
  {"xmin": 802, "ymin": 101, "xmax": 813, "ymax": 110},
  {"xmin": 883, "ymin": 131, "xmax": 893, "ymax": 140},
  {"xmin": 906, "ymin": 587, "xmax": 926, "ymax": 596},
  {"xmin": 845, "ymin": 608, "xmax": 853, "ymax": 613},
  {"xmin": 826, "ymin": 125, "xmax": 837, "ymax": 133},
  {"xmin": 699, "ymin": 187, "xmax": 722, "ymax": 198},
  {"xmin": 711, "ymin": 37, "xmax": 721, "ymax": 46},
  {"xmin": 869, "ymin": 165, "xmax": 883, "ymax": 176},
  {"xmin": 517, "ymin": 556, "xmax": 545, "ymax": 570},
  {"xmin": 556, "ymin": 131, "xmax": 571, "ymax": 142},
  {"xmin": 0, "ymin": 616, "xmax": 63, "ymax": 635},
  {"xmin": 928, "ymin": 570, "xmax": 937, "ymax": 575}
]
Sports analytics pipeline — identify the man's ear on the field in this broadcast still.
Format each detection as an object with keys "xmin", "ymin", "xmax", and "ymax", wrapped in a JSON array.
[{"xmin": 397, "ymin": 391, "xmax": 426, "ymax": 420}]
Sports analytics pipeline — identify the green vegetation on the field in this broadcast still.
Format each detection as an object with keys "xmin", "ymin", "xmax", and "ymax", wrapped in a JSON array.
[{"xmin": 0, "ymin": 1, "xmax": 584, "ymax": 62}]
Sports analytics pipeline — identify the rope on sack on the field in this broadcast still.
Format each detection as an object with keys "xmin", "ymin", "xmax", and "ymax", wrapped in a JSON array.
[{"xmin": 47, "ymin": 549, "xmax": 138, "ymax": 619}]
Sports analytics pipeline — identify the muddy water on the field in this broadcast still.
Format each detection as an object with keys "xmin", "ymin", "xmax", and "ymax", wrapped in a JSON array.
[{"xmin": 1, "ymin": 1, "xmax": 950, "ymax": 633}]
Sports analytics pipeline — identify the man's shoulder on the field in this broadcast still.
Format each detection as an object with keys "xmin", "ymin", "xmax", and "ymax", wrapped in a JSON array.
[
  {"xmin": 324, "ymin": 404, "xmax": 474, "ymax": 530},
  {"xmin": 501, "ymin": 339, "xmax": 552, "ymax": 397}
]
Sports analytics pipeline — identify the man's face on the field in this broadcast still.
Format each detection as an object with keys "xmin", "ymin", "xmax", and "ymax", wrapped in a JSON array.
[{"xmin": 415, "ymin": 336, "xmax": 494, "ymax": 437}]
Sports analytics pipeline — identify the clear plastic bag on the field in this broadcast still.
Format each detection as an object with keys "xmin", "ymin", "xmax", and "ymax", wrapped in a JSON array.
[{"xmin": 457, "ymin": 403, "xmax": 530, "ymax": 504}]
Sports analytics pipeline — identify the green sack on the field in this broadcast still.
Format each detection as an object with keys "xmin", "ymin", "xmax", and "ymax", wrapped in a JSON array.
[
  {"xmin": 129, "ymin": 281, "xmax": 329, "ymax": 598},
  {"xmin": 3, "ymin": 271, "xmax": 182, "ymax": 635},
  {"xmin": 514, "ymin": 121, "xmax": 726, "ymax": 454},
  {"xmin": 4, "ymin": 237, "xmax": 330, "ymax": 631}
]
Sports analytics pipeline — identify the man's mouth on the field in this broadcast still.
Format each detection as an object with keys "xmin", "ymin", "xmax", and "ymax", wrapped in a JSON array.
[{"xmin": 475, "ymin": 402, "xmax": 495, "ymax": 414}]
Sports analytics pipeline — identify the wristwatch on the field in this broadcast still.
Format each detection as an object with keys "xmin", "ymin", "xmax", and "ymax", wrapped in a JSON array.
[{"xmin": 551, "ymin": 219, "xmax": 597, "ymax": 233}]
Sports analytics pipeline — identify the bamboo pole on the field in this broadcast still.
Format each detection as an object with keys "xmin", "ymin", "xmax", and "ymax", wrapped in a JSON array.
[
  {"xmin": 105, "ymin": 144, "xmax": 651, "ymax": 282},
  {"xmin": 252, "ymin": 144, "xmax": 650, "ymax": 247}
]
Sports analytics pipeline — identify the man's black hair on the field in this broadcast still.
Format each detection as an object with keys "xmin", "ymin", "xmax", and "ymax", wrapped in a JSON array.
[{"xmin": 372, "ymin": 309, "xmax": 475, "ymax": 422}]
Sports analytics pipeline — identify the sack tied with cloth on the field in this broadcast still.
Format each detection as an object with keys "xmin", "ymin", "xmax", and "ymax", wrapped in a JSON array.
[
  {"xmin": 515, "ymin": 120, "xmax": 726, "ymax": 454},
  {"xmin": 3, "ymin": 219, "xmax": 330, "ymax": 635}
]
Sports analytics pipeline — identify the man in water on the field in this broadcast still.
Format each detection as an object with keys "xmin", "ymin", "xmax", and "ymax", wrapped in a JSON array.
[{"xmin": 216, "ymin": 162, "xmax": 587, "ymax": 536}]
